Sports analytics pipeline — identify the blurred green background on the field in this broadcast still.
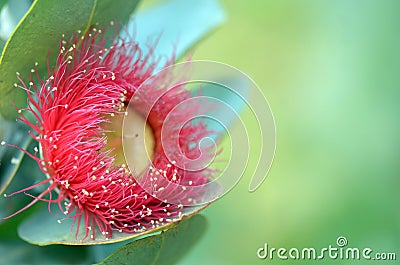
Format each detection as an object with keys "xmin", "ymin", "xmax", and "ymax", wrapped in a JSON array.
[{"xmin": 159, "ymin": 0, "xmax": 399, "ymax": 264}]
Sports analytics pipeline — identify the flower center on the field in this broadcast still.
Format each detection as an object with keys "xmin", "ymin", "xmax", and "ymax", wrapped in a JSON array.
[{"xmin": 104, "ymin": 107, "xmax": 155, "ymax": 175}]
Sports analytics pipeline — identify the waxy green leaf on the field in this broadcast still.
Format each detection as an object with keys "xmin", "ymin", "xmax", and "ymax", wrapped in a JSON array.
[
  {"xmin": 0, "ymin": 0, "xmax": 140, "ymax": 120},
  {"xmin": 0, "ymin": 38, "xmax": 5, "ymax": 53},
  {"xmin": 0, "ymin": 121, "xmax": 32, "ymax": 195},
  {"xmin": 0, "ymin": 0, "xmax": 7, "ymax": 12},
  {"xmin": 130, "ymin": 0, "xmax": 225, "ymax": 61},
  {"xmin": 0, "ymin": 240, "xmax": 90, "ymax": 265},
  {"xmin": 0, "ymin": 1, "xmax": 31, "ymax": 41},
  {"xmin": 95, "ymin": 215, "xmax": 207, "ymax": 265}
]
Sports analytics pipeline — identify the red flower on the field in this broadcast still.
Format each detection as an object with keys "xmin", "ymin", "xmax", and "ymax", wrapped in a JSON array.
[{"xmin": 4, "ymin": 27, "xmax": 218, "ymax": 240}]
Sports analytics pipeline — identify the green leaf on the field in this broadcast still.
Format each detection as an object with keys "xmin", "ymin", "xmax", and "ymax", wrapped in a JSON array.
[
  {"xmin": 0, "ymin": 1, "xmax": 31, "ymax": 58},
  {"xmin": 0, "ymin": 121, "xmax": 32, "ymax": 195},
  {"xmin": 0, "ymin": 0, "xmax": 7, "ymax": 12},
  {"xmin": 0, "ymin": 1, "xmax": 31, "ymax": 40},
  {"xmin": 90, "ymin": 0, "xmax": 140, "ymax": 29},
  {"xmin": 18, "ymin": 203, "xmax": 207, "ymax": 246},
  {"xmin": 95, "ymin": 215, "xmax": 207, "ymax": 265},
  {"xmin": 0, "ymin": 199, "xmax": 40, "ymax": 238},
  {"xmin": 0, "ymin": 240, "xmax": 90, "ymax": 265},
  {"xmin": 0, "ymin": 38, "xmax": 4, "ymax": 53},
  {"xmin": 0, "ymin": 0, "xmax": 141, "ymax": 120},
  {"xmin": 128, "ymin": 0, "xmax": 226, "ymax": 62},
  {"xmin": 0, "ymin": 138, "xmax": 46, "ymax": 230}
]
